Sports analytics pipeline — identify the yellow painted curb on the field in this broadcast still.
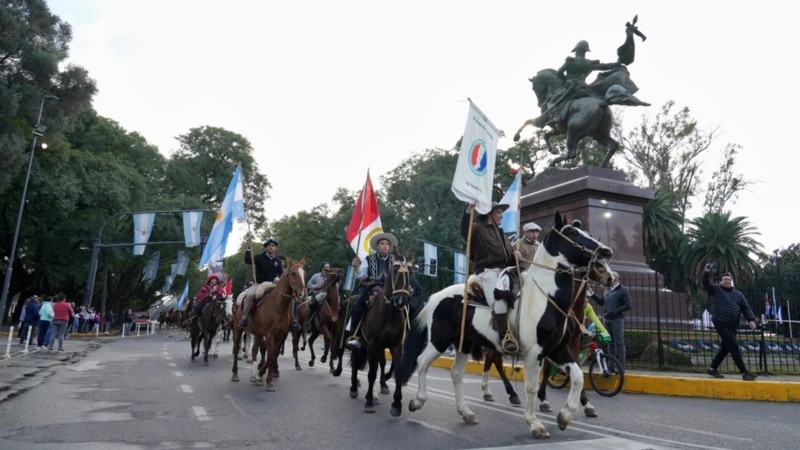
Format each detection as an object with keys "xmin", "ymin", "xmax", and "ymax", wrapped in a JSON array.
[{"xmin": 385, "ymin": 350, "xmax": 800, "ymax": 402}]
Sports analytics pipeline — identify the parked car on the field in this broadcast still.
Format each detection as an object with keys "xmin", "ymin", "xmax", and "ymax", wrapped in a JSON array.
[{"xmin": 132, "ymin": 312, "xmax": 150, "ymax": 325}]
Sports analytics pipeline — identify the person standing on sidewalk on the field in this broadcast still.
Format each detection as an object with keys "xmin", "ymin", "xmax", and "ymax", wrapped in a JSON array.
[
  {"xmin": 48, "ymin": 294, "xmax": 74, "ymax": 352},
  {"xmin": 588, "ymin": 271, "xmax": 631, "ymax": 368},
  {"xmin": 20, "ymin": 296, "xmax": 40, "ymax": 345},
  {"xmin": 702, "ymin": 264, "xmax": 758, "ymax": 380},
  {"xmin": 37, "ymin": 296, "xmax": 54, "ymax": 349}
]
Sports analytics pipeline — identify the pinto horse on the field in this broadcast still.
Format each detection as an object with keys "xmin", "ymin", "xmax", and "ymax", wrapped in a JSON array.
[
  {"xmin": 395, "ymin": 212, "xmax": 613, "ymax": 437},
  {"xmin": 189, "ymin": 295, "xmax": 228, "ymax": 364},
  {"xmin": 349, "ymin": 248, "xmax": 414, "ymax": 414},
  {"xmin": 292, "ymin": 269, "xmax": 342, "ymax": 369},
  {"xmin": 230, "ymin": 257, "xmax": 306, "ymax": 391}
]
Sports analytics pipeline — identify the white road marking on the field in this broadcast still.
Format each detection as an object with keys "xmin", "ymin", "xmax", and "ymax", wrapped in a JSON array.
[
  {"xmin": 164, "ymin": 356, "xmax": 172, "ymax": 360},
  {"xmin": 169, "ymin": 363, "xmax": 177, "ymax": 367},
  {"xmin": 174, "ymin": 371, "xmax": 183, "ymax": 377},
  {"xmin": 181, "ymin": 384, "xmax": 193, "ymax": 393},
  {"xmin": 192, "ymin": 406, "xmax": 210, "ymax": 421}
]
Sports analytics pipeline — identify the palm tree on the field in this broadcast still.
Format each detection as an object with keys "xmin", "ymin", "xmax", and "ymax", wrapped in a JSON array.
[
  {"xmin": 680, "ymin": 211, "xmax": 766, "ymax": 284},
  {"xmin": 642, "ymin": 191, "xmax": 684, "ymax": 283}
]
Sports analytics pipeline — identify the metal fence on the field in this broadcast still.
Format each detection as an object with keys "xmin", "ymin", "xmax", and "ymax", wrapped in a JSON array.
[{"xmin": 605, "ymin": 272, "xmax": 800, "ymax": 375}]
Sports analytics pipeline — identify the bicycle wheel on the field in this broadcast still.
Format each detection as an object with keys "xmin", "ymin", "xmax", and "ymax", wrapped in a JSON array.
[
  {"xmin": 546, "ymin": 367, "xmax": 570, "ymax": 389},
  {"xmin": 588, "ymin": 352, "xmax": 624, "ymax": 397}
]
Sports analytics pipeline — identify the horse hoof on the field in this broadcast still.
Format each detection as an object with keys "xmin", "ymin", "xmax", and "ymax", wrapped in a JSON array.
[
  {"xmin": 320, "ymin": 356, "xmax": 327, "ymax": 363},
  {"xmin": 539, "ymin": 401, "xmax": 552, "ymax": 412},
  {"xmin": 213, "ymin": 354, "xmax": 218, "ymax": 359},
  {"xmin": 231, "ymin": 375, "xmax": 239, "ymax": 382},
  {"xmin": 509, "ymin": 395, "xmax": 521, "ymax": 406},
  {"xmin": 191, "ymin": 358, "xmax": 196, "ymax": 363},
  {"xmin": 483, "ymin": 394, "xmax": 495, "ymax": 402},
  {"xmin": 266, "ymin": 382, "xmax": 276, "ymax": 392},
  {"xmin": 380, "ymin": 386, "xmax": 390, "ymax": 395},
  {"xmin": 204, "ymin": 360, "xmax": 209, "ymax": 365},
  {"xmin": 557, "ymin": 411, "xmax": 570, "ymax": 430},
  {"xmin": 308, "ymin": 360, "xmax": 315, "ymax": 367},
  {"xmin": 332, "ymin": 369, "xmax": 341, "ymax": 377},
  {"xmin": 532, "ymin": 428, "xmax": 550, "ymax": 438},
  {"xmin": 365, "ymin": 405, "xmax": 376, "ymax": 414},
  {"xmin": 372, "ymin": 396, "xmax": 380, "ymax": 406},
  {"xmin": 390, "ymin": 406, "xmax": 401, "ymax": 417},
  {"xmin": 301, "ymin": 345, "xmax": 306, "ymax": 351},
  {"xmin": 295, "ymin": 365, "xmax": 302, "ymax": 371},
  {"xmin": 408, "ymin": 400, "xmax": 421, "ymax": 412},
  {"xmin": 349, "ymin": 389, "xmax": 358, "ymax": 399},
  {"xmin": 584, "ymin": 406, "xmax": 597, "ymax": 418},
  {"xmin": 463, "ymin": 414, "xmax": 479, "ymax": 425}
]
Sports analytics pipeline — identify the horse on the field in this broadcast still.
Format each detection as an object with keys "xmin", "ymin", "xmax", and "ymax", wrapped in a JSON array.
[
  {"xmin": 230, "ymin": 257, "xmax": 306, "ymax": 390},
  {"xmin": 513, "ymin": 67, "xmax": 649, "ymax": 168},
  {"xmin": 348, "ymin": 248, "xmax": 414, "ymax": 414},
  {"xmin": 188, "ymin": 295, "xmax": 229, "ymax": 364},
  {"xmin": 291, "ymin": 269, "xmax": 342, "ymax": 370},
  {"xmin": 395, "ymin": 212, "xmax": 613, "ymax": 437},
  {"xmin": 208, "ymin": 297, "xmax": 234, "ymax": 360}
]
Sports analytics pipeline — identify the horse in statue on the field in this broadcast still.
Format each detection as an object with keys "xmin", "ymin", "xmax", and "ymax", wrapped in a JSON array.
[
  {"xmin": 292, "ymin": 268, "xmax": 343, "ymax": 369},
  {"xmin": 395, "ymin": 212, "xmax": 613, "ymax": 437},
  {"xmin": 189, "ymin": 294, "xmax": 229, "ymax": 364},
  {"xmin": 230, "ymin": 257, "xmax": 306, "ymax": 391},
  {"xmin": 348, "ymin": 247, "xmax": 414, "ymax": 414}
]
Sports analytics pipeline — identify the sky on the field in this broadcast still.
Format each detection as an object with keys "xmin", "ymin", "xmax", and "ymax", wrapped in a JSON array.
[{"xmin": 47, "ymin": 1, "xmax": 799, "ymax": 256}]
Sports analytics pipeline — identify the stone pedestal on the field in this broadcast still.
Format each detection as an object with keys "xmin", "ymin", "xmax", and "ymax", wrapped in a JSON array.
[{"xmin": 519, "ymin": 166, "xmax": 688, "ymax": 327}]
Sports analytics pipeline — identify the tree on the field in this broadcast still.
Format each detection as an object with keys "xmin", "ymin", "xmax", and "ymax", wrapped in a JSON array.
[
  {"xmin": 641, "ymin": 190, "xmax": 684, "ymax": 289},
  {"xmin": 702, "ymin": 143, "xmax": 751, "ymax": 214}
]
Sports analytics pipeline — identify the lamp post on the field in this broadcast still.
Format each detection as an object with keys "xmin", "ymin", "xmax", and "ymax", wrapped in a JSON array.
[{"xmin": 0, "ymin": 95, "xmax": 58, "ymax": 323}]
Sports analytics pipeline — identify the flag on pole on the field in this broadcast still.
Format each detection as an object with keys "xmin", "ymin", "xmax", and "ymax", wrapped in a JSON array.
[
  {"xmin": 346, "ymin": 172, "xmax": 383, "ymax": 265},
  {"xmin": 453, "ymin": 251, "xmax": 467, "ymax": 284},
  {"xmin": 764, "ymin": 292, "xmax": 772, "ymax": 317},
  {"xmin": 198, "ymin": 165, "xmax": 246, "ymax": 269},
  {"xmin": 451, "ymin": 100, "xmax": 501, "ymax": 215},
  {"xmin": 133, "ymin": 213, "xmax": 156, "ymax": 255},
  {"xmin": 224, "ymin": 279, "xmax": 233, "ymax": 297},
  {"xmin": 161, "ymin": 274, "xmax": 174, "ymax": 293},
  {"xmin": 183, "ymin": 211, "xmax": 204, "ymax": 247},
  {"xmin": 499, "ymin": 171, "xmax": 521, "ymax": 237},
  {"xmin": 177, "ymin": 281, "xmax": 189, "ymax": 309},
  {"xmin": 142, "ymin": 251, "xmax": 160, "ymax": 282},
  {"xmin": 176, "ymin": 251, "xmax": 189, "ymax": 276},
  {"xmin": 423, "ymin": 242, "xmax": 438, "ymax": 276}
]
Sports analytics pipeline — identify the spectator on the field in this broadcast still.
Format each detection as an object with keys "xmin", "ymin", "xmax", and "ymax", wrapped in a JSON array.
[
  {"xmin": 123, "ymin": 309, "xmax": 134, "ymax": 336},
  {"xmin": 48, "ymin": 294, "xmax": 74, "ymax": 352},
  {"xmin": 82, "ymin": 307, "xmax": 95, "ymax": 333},
  {"xmin": 37, "ymin": 296, "xmax": 54, "ymax": 349},
  {"xmin": 17, "ymin": 297, "xmax": 30, "ymax": 340},
  {"xmin": 104, "ymin": 310, "xmax": 115, "ymax": 333},
  {"xmin": 20, "ymin": 295, "xmax": 40, "ymax": 345},
  {"xmin": 588, "ymin": 271, "xmax": 632, "ymax": 368}
]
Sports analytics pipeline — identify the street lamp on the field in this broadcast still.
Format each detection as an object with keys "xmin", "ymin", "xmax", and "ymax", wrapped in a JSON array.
[{"xmin": 0, "ymin": 94, "xmax": 58, "ymax": 323}]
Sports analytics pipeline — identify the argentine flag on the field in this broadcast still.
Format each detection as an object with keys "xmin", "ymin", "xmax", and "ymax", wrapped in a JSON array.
[
  {"xmin": 499, "ymin": 172, "xmax": 521, "ymax": 237},
  {"xmin": 199, "ymin": 165, "xmax": 245, "ymax": 269}
]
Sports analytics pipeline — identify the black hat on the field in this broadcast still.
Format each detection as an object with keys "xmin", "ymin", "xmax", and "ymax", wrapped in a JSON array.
[{"xmin": 264, "ymin": 238, "xmax": 279, "ymax": 247}]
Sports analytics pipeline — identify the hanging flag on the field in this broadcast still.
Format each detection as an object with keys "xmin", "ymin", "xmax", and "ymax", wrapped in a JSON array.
[
  {"xmin": 451, "ymin": 100, "xmax": 501, "ymax": 215},
  {"xmin": 133, "ymin": 213, "xmax": 156, "ymax": 255},
  {"xmin": 177, "ymin": 281, "xmax": 189, "ymax": 309},
  {"xmin": 183, "ymin": 211, "xmax": 204, "ymax": 247},
  {"xmin": 199, "ymin": 165, "xmax": 246, "ymax": 269},
  {"xmin": 772, "ymin": 287, "xmax": 783, "ymax": 323},
  {"xmin": 453, "ymin": 251, "xmax": 467, "ymax": 284},
  {"xmin": 224, "ymin": 278, "xmax": 233, "ymax": 297},
  {"xmin": 499, "ymin": 171, "xmax": 521, "ymax": 236},
  {"xmin": 161, "ymin": 274, "xmax": 174, "ymax": 293},
  {"xmin": 423, "ymin": 242, "xmax": 438, "ymax": 277},
  {"xmin": 346, "ymin": 172, "xmax": 383, "ymax": 265},
  {"xmin": 764, "ymin": 292, "xmax": 772, "ymax": 317},
  {"xmin": 142, "ymin": 251, "xmax": 160, "ymax": 282},
  {"xmin": 176, "ymin": 251, "xmax": 189, "ymax": 276}
]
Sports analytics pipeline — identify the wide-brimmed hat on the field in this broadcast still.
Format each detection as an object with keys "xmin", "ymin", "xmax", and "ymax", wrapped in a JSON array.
[
  {"xmin": 523, "ymin": 222, "xmax": 541, "ymax": 232},
  {"xmin": 263, "ymin": 238, "xmax": 279, "ymax": 247},
  {"xmin": 369, "ymin": 232, "xmax": 398, "ymax": 251},
  {"xmin": 490, "ymin": 202, "xmax": 510, "ymax": 213}
]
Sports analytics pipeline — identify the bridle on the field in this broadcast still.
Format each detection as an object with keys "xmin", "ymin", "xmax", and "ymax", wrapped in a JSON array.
[
  {"xmin": 281, "ymin": 264, "xmax": 305, "ymax": 301},
  {"xmin": 387, "ymin": 258, "xmax": 412, "ymax": 308}
]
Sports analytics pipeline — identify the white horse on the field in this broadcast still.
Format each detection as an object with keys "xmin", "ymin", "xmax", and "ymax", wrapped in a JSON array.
[{"xmin": 395, "ymin": 212, "xmax": 613, "ymax": 437}]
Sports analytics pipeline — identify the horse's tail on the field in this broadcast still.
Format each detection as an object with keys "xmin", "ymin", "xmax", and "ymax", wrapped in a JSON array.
[
  {"xmin": 349, "ymin": 346, "xmax": 368, "ymax": 371},
  {"xmin": 395, "ymin": 311, "xmax": 428, "ymax": 387}
]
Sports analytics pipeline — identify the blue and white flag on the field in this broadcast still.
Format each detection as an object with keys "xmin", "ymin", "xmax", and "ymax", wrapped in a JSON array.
[
  {"xmin": 453, "ymin": 251, "xmax": 467, "ymax": 284},
  {"xmin": 162, "ymin": 274, "xmax": 174, "ymax": 293},
  {"xmin": 199, "ymin": 165, "xmax": 246, "ymax": 269},
  {"xmin": 177, "ymin": 281, "xmax": 189, "ymax": 309},
  {"xmin": 423, "ymin": 242, "xmax": 438, "ymax": 277},
  {"xmin": 176, "ymin": 251, "xmax": 189, "ymax": 276},
  {"xmin": 133, "ymin": 213, "xmax": 156, "ymax": 255},
  {"xmin": 183, "ymin": 211, "xmax": 203, "ymax": 247},
  {"xmin": 142, "ymin": 251, "xmax": 160, "ymax": 282},
  {"xmin": 451, "ymin": 100, "xmax": 501, "ymax": 215},
  {"xmin": 499, "ymin": 171, "xmax": 521, "ymax": 237}
]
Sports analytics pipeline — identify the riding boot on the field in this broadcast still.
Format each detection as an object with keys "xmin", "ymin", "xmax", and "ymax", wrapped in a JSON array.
[
  {"xmin": 291, "ymin": 300, "xmax": 301, "ymax": 329},
  {"xmin": 496, "ymin": 313, "xmax": 518, "ymax": 354},
  {"xmin": 346, "ymin": 300, "xmax": 365, "ymax": 350},
  {"xmin": 239, "ymin": 308, "xmax": 248, "ymax": 329}
]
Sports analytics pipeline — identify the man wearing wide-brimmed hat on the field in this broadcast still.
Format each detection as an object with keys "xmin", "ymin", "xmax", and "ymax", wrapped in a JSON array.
[
  {"xmin": 515, "ymin": 222, "xmax": 541, "ymax": 271},
  {"xmin": 345, "ymin": 232, "xmax": 397, "ymax": 349},
  {"xmin": 460, "ymin": 202, "xmax": 518, "ymax": 353},
  {"xmin": 240, "ymin": 237, "xmax": 286, "ymax": 328}
]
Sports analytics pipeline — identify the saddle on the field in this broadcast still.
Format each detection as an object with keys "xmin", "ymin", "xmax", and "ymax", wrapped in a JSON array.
[{"xmin": 363, "ymin": 284, "xmax": 384, "ymax": 309}]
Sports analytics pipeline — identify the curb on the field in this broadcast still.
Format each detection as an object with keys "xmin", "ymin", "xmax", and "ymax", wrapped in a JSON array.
[{"xmin": 386, "ymin": 350, "xmax": 800, "ymax": 402}]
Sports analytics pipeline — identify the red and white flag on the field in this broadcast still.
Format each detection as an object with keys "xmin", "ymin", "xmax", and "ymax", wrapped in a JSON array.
[
  {"xmin": 224, "ymin": 279, "xmax": 233, "ymax": 297},
  {"xmin": 346, "ymin": 172, "xmax": 383, "ymax": 264}
]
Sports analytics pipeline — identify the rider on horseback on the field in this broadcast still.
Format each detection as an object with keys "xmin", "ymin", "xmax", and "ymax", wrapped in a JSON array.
[
  {"xmin": 239, "ymin": 238, "xmax": 284, "ymax": 329},
  {"xmin": 306, "ymin": 261, "xmax": 331, "ymax": 328},
  {"xmin": 461, "ymin": 202, "xmax": 519, "ymax": 354},
  {"xmin": 184, "ymin": 274, "xmax": 226, "ymax": 325}
]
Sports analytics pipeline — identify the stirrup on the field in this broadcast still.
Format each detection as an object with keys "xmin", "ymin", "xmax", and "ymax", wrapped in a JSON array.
[
  {"xmin": 346, "ymin": 336, "xmax": 360, "ymax": 349},
  {"xmin": 501, "ymin": 330, "xmax": 519, "ymax": 354},
  {"xmin": 239, "ymin": 318, "xmax": 247, "ymax": 328}
]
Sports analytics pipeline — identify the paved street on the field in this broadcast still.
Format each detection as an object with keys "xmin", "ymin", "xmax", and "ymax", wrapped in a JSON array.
[{"xmin": 0, "ymin": 330, "xmax": 798, "ymax": 449}]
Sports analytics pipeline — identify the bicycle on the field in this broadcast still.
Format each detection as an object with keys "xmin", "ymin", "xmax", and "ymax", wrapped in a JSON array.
[{"xmin": 544, "ymin": 334, "xmax": 625, "ymax": 397}]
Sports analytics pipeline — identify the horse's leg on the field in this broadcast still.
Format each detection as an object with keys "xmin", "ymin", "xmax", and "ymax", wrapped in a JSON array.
[
  {"xmin": 513, "ymin": 119, "xmax": 537, "ymax": 142},
  {"xmin": 494, "ymin": 351, "xmax": 521, "ymax": 406},
  {"xmin": 523, "ymin": 349, "xmax": 549, "ymax": 438},
  {"xmin": 557, "ymin": 360, "xmax": 583, "ymax": 431},
  {"xmin": 597, "ymin": 135, "xmax": 620, "ymax": 169},
  {"xmin": 212, "ymin": 329, "xmax": 222, "ymax": 358},
  {"xmin": 349, "ymin": 350, "xmax": 360, "ymax": 399},
  {"xmin": 250, "ymin": 335, "xmax": 262, "ymax": 384},
  {"xmin": 450, "ymin": 351, "xmax": 478, "ymax": 424},
  {"xmin": 379, "ymin": 354, "xmax": 390, "ymax": 395},
  {"xmin": 544, "ymin": 129, "xmax": 561, "ymax": 155},
  {"xmin": 364, "ymin": 352, "xmax": 380, "ymax": 413},
  {"xmin": 321, "ymin": 335, "xmax": 329, "ymax": 365},
  {"xmin": 537, "ymin": 359, "xmax": 553, "ymax": 412},
  {"xmin": 292, "ymin": 330, "xmax": 302, "ymax": 370},
  {"xmin": 263, "ymin": 337, "xmax": 277, "ymax": 392},
  {"xmin": 231, "ymin": 328, "xmax": 241, "ymax": 382},
  {"xmin": 307, "ymin": 329, "xmax": 318, "ymax": 367},
  {"xmin": 409, "ymin": 345, "xmax": 442, "ymax": 413},
  {"xmin": 480, "ymin": 352, "xmax": 494, "ymax": 402},
  {"xmin": 203, "ymin": 332, "xmax": 213, "ymax": 365},
  {"xmin": 245, "ymin": 332, "xmax": 254, "ymax": 364},
  {"xmin": 390, "ymin": 346, "xmax": 404, "ymax": 417}
]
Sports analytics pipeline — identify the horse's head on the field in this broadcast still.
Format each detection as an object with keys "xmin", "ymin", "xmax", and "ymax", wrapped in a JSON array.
[
  {"xmin": 545, "ymin": 212, "xmax": 613, "ymax": 275},
  {"xmin": 388, "ymin": 248, "xmax": 414, "ymax": 309},
  {"xmin": 323, "ymin": 269, "xmax": 342, "ymax": 308},
  {"xmin": 282, "ymin": 257, "xmax": 307, "ymax": 300},
  {"xmin": 530, "ymin": 68, "xmax": 562, "ymax": 109}
]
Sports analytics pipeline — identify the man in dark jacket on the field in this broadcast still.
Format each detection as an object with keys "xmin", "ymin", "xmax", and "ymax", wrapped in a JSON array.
[
  {"xmin": 240, "ymin": 238, "xmax": 285, "ymax": 328},
  {"xmin": 20, "ymin": 295, "xmax": 40, "ymax": 345},
  {"xmin": 588, "ymin": 271, "xmax": 631, "ymax": 367},
  {"xmin": 460, "ymin": 202, "xmax": 518, "ymax": 353},
  {"xmin": 702, "ymin": 265, "xmax": 758, "ymax": 380}
]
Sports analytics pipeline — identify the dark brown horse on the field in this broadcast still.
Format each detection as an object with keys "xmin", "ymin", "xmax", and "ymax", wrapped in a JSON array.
[
  {"xmin": 349, "ymin": 248, "xmax": 413, "ymax": 414},
  {"xmin": 230, "ymin": 257, "xmax": 306, "ymax": 391},
  {"xmin": 290, "ymin": 269, "xmax": 342, "ymax": 370}
]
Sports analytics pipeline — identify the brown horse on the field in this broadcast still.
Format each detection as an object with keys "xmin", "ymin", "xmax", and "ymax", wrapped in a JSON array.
[
  {"xmin": 230, "ymin": 257, "xmax": 306, "ymax": 391},
  {"xmin": 291, "ymin": 269, "xmax": 342, "ymax": 370},
  {"xmin": 349, "ymin": 248, "xmax": 414, "ymax": 414}
]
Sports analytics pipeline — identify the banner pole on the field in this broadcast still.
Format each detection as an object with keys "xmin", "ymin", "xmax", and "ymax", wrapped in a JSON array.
[
  {"xmin": 458, "ymin": 206, "xmax": 475, "ymax": 353},
  {"xmin": 340, "ymin": 172, "xmax": 370, "ymax": 349}
]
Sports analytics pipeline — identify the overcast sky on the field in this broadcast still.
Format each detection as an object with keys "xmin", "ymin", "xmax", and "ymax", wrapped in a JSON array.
[{"xmin": 47, "ymin": 1, "xmax": 798, "ymax": 256}]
